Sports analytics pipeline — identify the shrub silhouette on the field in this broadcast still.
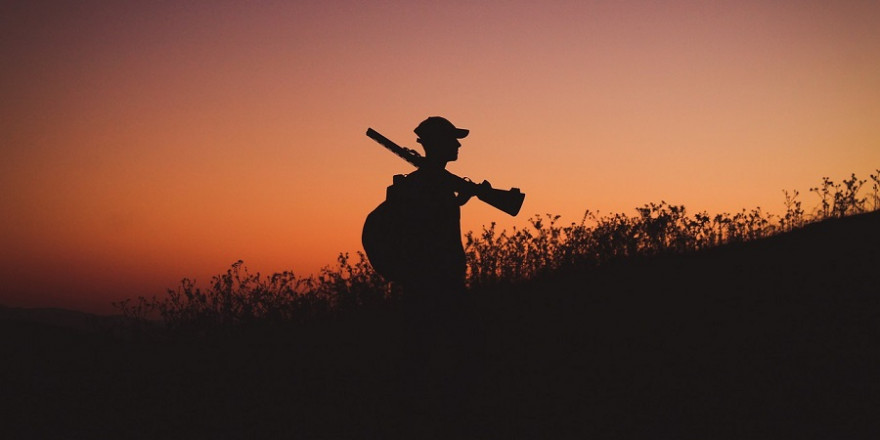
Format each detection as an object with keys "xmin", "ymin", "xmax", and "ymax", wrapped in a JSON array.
[
  {"xmin": 116, "ymin": 170, "xmax": 879, "ymax": 332},
  {"xmin": 115, "ymin": 253, "xmax": 394, "ymax": 334},
  {"xmin": 809, "ymin": 173, "xmax": 871, "ymax": 218}
]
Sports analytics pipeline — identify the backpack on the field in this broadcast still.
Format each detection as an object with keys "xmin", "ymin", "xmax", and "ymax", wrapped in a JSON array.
[{"xmin": 362, "ymin": 175, "xmax": 412, "ymax": 283}]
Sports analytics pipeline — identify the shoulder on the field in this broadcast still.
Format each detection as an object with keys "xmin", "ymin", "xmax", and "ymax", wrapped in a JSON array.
[
  {"xmin": 404, "ymin": 168, "xmax": 432, "ymax": 181},
  {"xmin": 395, "ymin": 169, "xmax": 435, "ymax": 190}
]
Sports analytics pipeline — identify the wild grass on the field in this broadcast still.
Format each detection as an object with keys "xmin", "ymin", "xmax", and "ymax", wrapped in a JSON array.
[
  {"xmin": 115, "ymin": 170, "xmax": 879, "ymax": 333},
  {"xmin": 114, "ymin": 253, "xmax": 394, "ymax": 335}
]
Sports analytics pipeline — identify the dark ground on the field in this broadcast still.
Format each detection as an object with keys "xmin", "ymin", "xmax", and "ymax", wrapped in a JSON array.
[{"xmin": 2, "ymin": 212, "xmax": 878, "ymax": 439}]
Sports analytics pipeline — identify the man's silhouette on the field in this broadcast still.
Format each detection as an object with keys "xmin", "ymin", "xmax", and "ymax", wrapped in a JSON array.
[
  {"xmin": 377, "ymin": 118, "xmax": 485, "ymax": 417},
  {"xmin": 360, "ymin": 117, "xmax": 497, "ymax": 423},
  {"xmin": 387, "ymin": 116, "xmax": 483, "ymax": 301}
]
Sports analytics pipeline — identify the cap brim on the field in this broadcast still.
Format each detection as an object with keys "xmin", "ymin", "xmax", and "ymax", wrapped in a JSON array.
[{"xmin": 454, "ymin": 128, "xmax": 469, "ymax": 138}]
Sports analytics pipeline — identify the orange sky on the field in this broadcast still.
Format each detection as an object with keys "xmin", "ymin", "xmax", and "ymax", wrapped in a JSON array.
[{"xmin": 3, "ymin": 1, "xmax": 879, "ymax": 313}]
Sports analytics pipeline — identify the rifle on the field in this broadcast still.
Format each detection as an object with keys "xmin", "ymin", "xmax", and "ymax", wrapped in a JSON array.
[{"xmin": 366, "ymin": 128, "xmax": 525, "ymax": 216}]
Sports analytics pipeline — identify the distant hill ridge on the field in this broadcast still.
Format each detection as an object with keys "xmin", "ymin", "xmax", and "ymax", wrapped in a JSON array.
[{"xmin": 0, "ymin": 305, "xmax": 103, "ymax": 331}]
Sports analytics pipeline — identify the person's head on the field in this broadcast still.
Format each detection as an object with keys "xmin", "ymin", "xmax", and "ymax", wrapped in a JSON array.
[{"xmin": 414, "ymin": 116, "xmax": 469, "ymax": 164}]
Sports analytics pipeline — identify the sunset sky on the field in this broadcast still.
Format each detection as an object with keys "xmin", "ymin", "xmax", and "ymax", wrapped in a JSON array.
[{"xmin": 3, "ymin": 1, "xmax": 879, "ymax": 313}]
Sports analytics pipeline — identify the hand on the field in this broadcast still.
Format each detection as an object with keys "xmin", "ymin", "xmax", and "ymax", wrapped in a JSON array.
[
  {"xmin": 457, "ymin": 179, "xmax": 489, "ymax": 205},
  {"xmin": 477, "ymin": 180, "xmax": 492, "ymax": 197}
]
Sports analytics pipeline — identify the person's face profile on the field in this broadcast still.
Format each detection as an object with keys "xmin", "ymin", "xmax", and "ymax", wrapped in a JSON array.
[{"xmin": 423, "ymin": 136, "xmax": 462, "ymax": 162}]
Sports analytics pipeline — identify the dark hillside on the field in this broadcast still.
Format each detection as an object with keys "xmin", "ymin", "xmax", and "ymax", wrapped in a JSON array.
[
  {"xmin": 471, "ymin": 210, "xmax": 879, "ymax": 438},
  {"xmin": 3, "ymin": 212, "xmax": 878, "ymax": 439},
  {"xmin": 0, "ymin": 306, "xmax": 102, "ymax": 331}
]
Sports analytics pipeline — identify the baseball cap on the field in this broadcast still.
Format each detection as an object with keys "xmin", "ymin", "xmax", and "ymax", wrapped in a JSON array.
[{"xmin": 414, "ymin": 116, "xmax": 469, "ymax": 140}]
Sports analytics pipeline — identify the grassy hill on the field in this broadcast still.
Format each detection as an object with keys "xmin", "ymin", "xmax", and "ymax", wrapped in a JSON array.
[
  {"xmin": 470, "ymin": 210, "xmax": 879, "ymax": 438},
  {"xmin": 2, "ymin": 211, "xmax": 878, "ymax": 439}
]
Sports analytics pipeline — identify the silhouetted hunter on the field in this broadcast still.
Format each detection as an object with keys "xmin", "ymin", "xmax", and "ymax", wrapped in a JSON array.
[{"xmin": 362, "ymin": 117, "xmax": 525, "ymax": 299}]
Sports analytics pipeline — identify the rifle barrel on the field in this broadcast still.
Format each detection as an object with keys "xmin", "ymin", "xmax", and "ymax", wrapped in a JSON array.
[{"xmin": 366, "ymin": 128, "xmax": 424, "ymax": 168}]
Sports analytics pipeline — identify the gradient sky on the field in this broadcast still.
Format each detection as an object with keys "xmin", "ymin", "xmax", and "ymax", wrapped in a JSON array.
[{"xmin": 3, "ymin": 0, "xmax": 879, "ymax": 313}]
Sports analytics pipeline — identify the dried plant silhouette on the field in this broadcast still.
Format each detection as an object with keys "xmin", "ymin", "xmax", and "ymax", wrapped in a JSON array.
[{"xmin": 115, "ymin": 170, "xmax": 878, "ymax": 334}]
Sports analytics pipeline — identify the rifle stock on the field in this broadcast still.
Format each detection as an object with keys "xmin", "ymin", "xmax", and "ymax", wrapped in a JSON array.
[
  {"xmin": 366, "ymin": 128, "xmax": 525, "ymax": 217},
  {"xmin": 477, "ymin": 185, "xmax": 525, "ymax": 216}
]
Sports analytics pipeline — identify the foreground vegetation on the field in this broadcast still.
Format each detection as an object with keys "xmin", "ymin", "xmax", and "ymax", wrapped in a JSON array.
[
  {"xmin": 114, "ymin": 171, "xmax": 879, "ymax": 332},
  {"xmin": 10, "ymin": 171, "xmax": 879, "ymax": 439}
]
